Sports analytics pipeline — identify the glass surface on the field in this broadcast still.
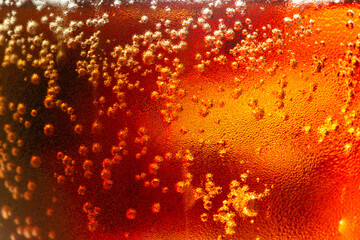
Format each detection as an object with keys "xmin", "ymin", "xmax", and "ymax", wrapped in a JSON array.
[{"xmin": 0, "ymin": 0, "xmax": 360, "ymax": 239}]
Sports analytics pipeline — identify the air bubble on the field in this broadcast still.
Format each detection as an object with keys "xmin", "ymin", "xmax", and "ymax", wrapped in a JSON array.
[
  {"xmin": 347, "ymin": 10, "xmax": 354, "ymax": 17},
  {"xmin": 226, "ymin": 8, "xmax": 235, "ymax": 18},
  {"xmin": 293, "ymin": 14, "xmax": 301, "ymax": 24},
  {"xmin": 26, "ymin": 21, "xmax": 38, "ymax": 35},
  {"xmin": 284, "ymin": 17, "xmax": 292, "ymax": 27},
  {"xmin": 44, "ymin": 97, "xmax": 55, "ymax": 109},
  {"xmin": 78, "ymin": 185, "xmax": 86, "ymax": 195},
  {"xmin": 201, "ymin": 213, "xmax": 208, "ymax": 222},
  {"xmin": 17, "ymin": 103, "xmax": 26, "ymax": 115},
  {"xmin": 151, "ymin": 202, "xmax": 161, "ymax": 213},
  {"xmin": 225, "ymin": 29, "xmax": 235, "ymax": 40},
  {"xmin": 139, "ymin": 15, "xmax": 148, "ymax": 24},
  {"xmin": 103, "ymin": 179, "xmax": 113, "ymax": 190},
  {"xmin": 252, "ymin": 107, "xmax": 265, "ymax": 120},
  {"xmin": 346, "ymin": 20, "xmax": 354, "ymax": 29},
  {"xmin": 175, "ymin": 181, "xmax": 185, "ymax": 193},
  {"xmin": 44, "ymin": 123, "xmax": 55, "ymax": 136},
  {"xmin": 48, "ymin": 230, "xmax": 56, "ymax": 239},
  {"xmin": 74, "ymin": 124, "xmax": 83, "ymax": 134},
  {"xmin": 151, "ymin": 178, "xmax": 160, "ymax": 188},
  {"xmin": 201, "ymin": 8, "xmax": 213, "ymax": 20},
  {"xmin": 88, "ymin": 219, "xmax": 99, "ymax": 232},
  {"xmin": 30, "ymin": 156, "xmax": 41, "ymax": 168},
  {"xmin": 1, "ymin": 205, "xmax": 12, "ymax": 220},
  {"xmin": 92, "ymin": 143, "xmax": 102, "ymax": 153},
  {"xmin": 27, "ymin": 181, "xmax": 36, "ymax": 191},
  {"xmin": 126, "ymin": 208, "xmax": 137, "ymax": 220}
]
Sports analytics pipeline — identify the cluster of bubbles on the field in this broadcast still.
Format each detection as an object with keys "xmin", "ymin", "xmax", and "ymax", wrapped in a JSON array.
[{"xmin": 0, "ymin": 0, "xmax": 359, "ymax": 239}]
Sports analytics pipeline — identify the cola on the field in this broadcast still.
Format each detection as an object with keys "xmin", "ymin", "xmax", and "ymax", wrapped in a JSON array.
[{"xmin": 0, "ymin": 0, "xmax": 360, "ymax": 239}]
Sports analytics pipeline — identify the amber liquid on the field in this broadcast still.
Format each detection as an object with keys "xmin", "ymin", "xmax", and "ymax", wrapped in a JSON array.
[{"xmin": 0, "ymin": 1, "xmax": 360, "ymax": 240}]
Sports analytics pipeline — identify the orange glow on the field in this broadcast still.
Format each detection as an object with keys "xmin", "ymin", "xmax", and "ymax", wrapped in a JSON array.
[{"xmin": 0, "ymin": 1, "xmax": 359, "ymax": 240}]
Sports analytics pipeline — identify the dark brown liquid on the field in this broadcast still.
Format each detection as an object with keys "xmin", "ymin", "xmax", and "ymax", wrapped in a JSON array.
[{"xmin": 0, "ymin": 1, "xmax": 360, "ymax": 239}]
